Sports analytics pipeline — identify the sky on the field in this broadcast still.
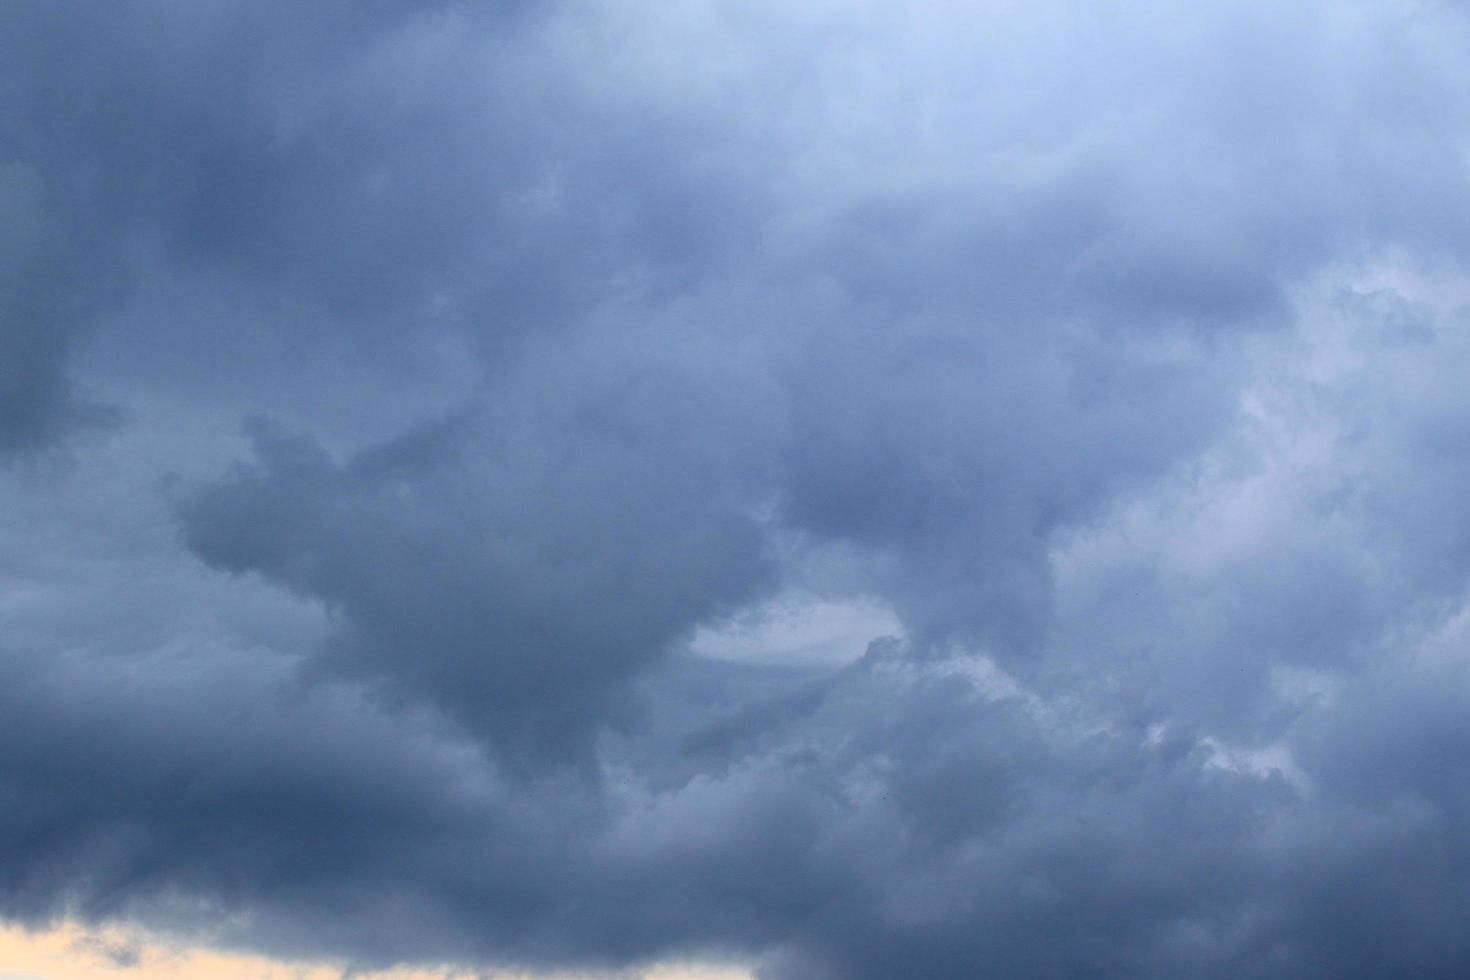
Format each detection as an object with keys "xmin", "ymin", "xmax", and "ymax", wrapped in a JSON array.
[
  {"xmin": 0, "ymin": 921, "xmax": 751, "ymax": 980},
  {"xmin": 6, "ymin": 0, "xmax": 1470, "ymax": 977}
]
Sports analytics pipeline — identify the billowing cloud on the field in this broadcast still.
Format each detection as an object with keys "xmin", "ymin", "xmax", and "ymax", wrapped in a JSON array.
[{"xmin": 7, "ymin": 1, "xmax": 1470, "ymax": 977}]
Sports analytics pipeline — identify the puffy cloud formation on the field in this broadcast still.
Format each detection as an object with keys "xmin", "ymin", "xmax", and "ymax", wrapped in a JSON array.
[{"xmin": 7, "ymin": 1, "xmax": 1470, "ymax": 976}]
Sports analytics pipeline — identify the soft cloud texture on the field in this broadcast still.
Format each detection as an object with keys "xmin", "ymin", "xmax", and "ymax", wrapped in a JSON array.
[{"xmin": 7, "ymin": 1, "xmax": 1470, "ymax": 977}]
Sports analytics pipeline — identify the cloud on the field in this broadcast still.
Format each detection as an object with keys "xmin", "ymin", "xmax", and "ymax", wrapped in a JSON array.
[
  {"xmin": 67, "ymin": 932, "xmax": 142, "ymax": 969},
  {"xmin": 7, "ymin": 1, "xmax": 1470, "ymax": 977}
]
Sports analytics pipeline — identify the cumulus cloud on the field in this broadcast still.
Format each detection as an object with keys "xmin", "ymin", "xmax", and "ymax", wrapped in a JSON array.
[{"xmin": 6, "ymin": 1, "xmax": 1470, "ymax": 977}]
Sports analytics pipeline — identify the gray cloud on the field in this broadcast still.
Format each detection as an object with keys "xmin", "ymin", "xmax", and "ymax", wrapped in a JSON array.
[{"xmin": 7, "ymin": 1, "xmax": 1470, "ymax": 977}]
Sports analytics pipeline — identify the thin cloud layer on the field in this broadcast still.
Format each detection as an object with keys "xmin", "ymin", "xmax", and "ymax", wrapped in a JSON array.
[{"xmin": 6, "ymin": 1, "xmax": 1470, "ymax": 977}]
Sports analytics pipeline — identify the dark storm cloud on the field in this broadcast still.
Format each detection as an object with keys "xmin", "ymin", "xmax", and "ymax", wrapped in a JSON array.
[
  {"xmin": 14, "ymin": 634, "xmax": 1470, "ymax": 980},
  {"xmin": 0, "ymin": 0, "xmax": 752, "ymax": 447},
  {"xmin": 177, "ymin": 356, "xmax": 778, "ymax": 761},
  {"xmin": 0, "ymin": 158, "xmax": 124, "ymax": 453},
  {"xmin": 0, "ymin": 0, "xmax": 467, "ymax": 451},
  {"xmin": 9, "ymin": 1, "xmax": 1470, "ymax": 978}
]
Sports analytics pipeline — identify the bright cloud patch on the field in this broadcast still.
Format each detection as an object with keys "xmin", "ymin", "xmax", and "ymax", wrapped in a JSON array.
[{"xmin": 689, "ymin": 593, "xmax": 903, "ymax": 667}]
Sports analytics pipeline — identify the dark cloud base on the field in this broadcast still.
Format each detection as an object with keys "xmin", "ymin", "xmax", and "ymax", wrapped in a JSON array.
[{"xmin": 7, "ymin": 1, "xmax": 1470, "ymax": 977}]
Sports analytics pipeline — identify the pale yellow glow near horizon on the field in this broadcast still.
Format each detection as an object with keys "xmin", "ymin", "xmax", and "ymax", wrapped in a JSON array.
[{"xmin": 0, "ymin": 922, "xmax": 753, "ymax": 980}]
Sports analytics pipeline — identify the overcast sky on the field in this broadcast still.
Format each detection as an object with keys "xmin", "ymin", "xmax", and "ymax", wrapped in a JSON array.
[{"xmin": 7, "ymin": 1, "xmax": 1470, "ymax": 977}]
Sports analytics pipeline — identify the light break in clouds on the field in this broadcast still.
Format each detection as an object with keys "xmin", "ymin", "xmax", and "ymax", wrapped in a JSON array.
[{"xmin": 7, "ymin": 1, "xmax": 1470, "ymax": 977}]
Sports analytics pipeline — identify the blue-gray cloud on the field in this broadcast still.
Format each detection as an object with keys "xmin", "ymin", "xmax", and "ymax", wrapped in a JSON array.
[{"xmin": 7, "ymin": 1, "xmax": 1470, "ymax": 977}]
